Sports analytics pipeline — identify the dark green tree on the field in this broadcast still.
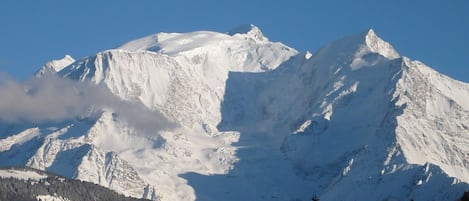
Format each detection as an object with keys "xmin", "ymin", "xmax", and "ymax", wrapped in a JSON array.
[
  {"xmin": 459, "ymin": 191, "xmax": 469, "ymax": 201},
  {"xmin": 312, "ymin": 194, "xmax": 319, "ymax": 201}
]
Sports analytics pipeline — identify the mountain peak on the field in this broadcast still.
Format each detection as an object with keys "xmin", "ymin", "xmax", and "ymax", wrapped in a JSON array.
[
  {"xmin": 35, "ymin": 54, "xmax": 75, "ymax": 76},
  {"xmin": 364, "ymin": 28, "xmax": 376, "ymax": 36},
  {"xmin": 314, "ymin": 29, "xmax": 400, "ymax": 70},
  {"xmin": 227, "ymin": 24, "xmax": 268, "ymax": 42},
  {"xmin": 363, "ymin": 29, "xmax": 399, "ymax": 59}
]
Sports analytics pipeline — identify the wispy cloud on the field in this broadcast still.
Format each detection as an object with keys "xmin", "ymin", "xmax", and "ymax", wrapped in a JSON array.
[{"xmin": 0, "ymin": 73, "xmax": 176, "ymax": 132}]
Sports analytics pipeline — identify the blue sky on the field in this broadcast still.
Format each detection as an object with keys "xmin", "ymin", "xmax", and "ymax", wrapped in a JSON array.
[{"xmin": 1, "ymin": 0, "xmax": 468, "ymax": 82}]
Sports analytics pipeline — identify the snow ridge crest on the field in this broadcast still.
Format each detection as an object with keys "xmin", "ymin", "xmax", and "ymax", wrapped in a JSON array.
[
  {"xmin": 35, "ymin": 54, "xmax": 75, "ymax": 77},
  {"xmin": 228, "ymin": 24, "xmax": 268, "ymax": 42}
]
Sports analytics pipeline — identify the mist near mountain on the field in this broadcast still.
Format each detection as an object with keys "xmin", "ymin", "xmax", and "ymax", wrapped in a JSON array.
[{"xmin": 0, "ymin": 73, "xmax": 176, "ymax": 133}]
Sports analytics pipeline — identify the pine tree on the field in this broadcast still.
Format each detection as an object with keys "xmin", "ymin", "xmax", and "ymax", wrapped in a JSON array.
[
  {"xmin": 312, "ymin": 194, "xmax": 319, "ymax": 201},
  {"xmin": 459, "ymin": 191, "xmax": 469, "ymax": 201}
]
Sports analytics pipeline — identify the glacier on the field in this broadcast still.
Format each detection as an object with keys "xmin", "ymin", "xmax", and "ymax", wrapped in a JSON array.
[{"xmin": 0, "ymin": 25, "xmax": 469, "ymax": 201}]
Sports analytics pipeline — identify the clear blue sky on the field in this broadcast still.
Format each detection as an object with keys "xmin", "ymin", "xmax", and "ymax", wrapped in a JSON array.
[{"xmin": 1, "ymin": 0, "xmax": 468, "ymax": 82}]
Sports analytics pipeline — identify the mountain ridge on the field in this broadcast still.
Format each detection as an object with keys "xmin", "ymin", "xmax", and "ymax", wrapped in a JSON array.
[{"xmin": 2, "ymin": 25, "xmax": 469, "ymax": 201}]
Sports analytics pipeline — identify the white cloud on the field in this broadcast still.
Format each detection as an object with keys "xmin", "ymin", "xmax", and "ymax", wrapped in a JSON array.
[{"xmin": 0, "ymin": 73, "xmax": 176, "ymax": 132}]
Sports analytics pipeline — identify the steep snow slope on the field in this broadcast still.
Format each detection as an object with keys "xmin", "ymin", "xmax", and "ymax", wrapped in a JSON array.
[
  {"xmin": 1, "ymin": 26, "xmax": 469, "ymax": 201},
  {"xmin": 395, "ymin": 58, "xmax": 469, "ymax": 182},
  {"xmin": 276, "ymin": 30, "xmax": 469, "ymax": 200}
]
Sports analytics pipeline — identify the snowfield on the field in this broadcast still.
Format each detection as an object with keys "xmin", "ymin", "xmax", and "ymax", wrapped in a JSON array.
[
  {"xmin": 0, "ymin": 25, "xmax": 468, "ymax": 201},
  {"xmin": 36, "ymin": 194, "xmax": 71, "ymax": 201},
  {"xmin": 0, "ymin": 169, "xmax": 48, "ymax": 181}
]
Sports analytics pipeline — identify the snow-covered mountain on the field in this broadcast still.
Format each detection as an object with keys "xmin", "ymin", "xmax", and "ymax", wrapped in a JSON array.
[{"xmin": 1, "ymin": 24, "xmax": 469, "ymax": 201}]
